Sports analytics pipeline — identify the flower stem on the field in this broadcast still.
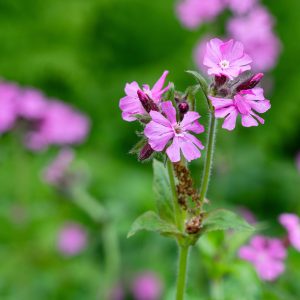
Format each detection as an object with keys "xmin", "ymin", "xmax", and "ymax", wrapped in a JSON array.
[
  {"xmin": 176, "ymin": 245, "xmax": 190, "ymax": 300},
  {"xmin": 199, "ymin": 114, "xmax": 217, "ymax": 204},
  {"xmin": 167, "ymin": 159, "xmax": 184, "ymax": 232}
]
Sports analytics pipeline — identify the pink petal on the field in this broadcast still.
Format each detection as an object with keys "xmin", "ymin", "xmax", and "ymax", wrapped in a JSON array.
[
  {"xmin": 220, "ymin": 39, "xmax": 234, "ymax": 60},
  {"xmin": 151, "ymin": 71, "xmax": 169, "ymax": 94},
  {"xmin": 149, "ymin": 111, "xmax": 171, "ymax": 127},
  {"xmin": 185, "ymin": 133, "xmax": 205, "ymax": 150},
  {"xmin": 179, "ymin": 137, "xmax": 201, "ymax": 162},
  {"xmin": 144, "ymin": 121, "xmax": 173, "ymax": 151},
  {"xmin": 279, "ymin": 213, "xmax": 299, "ymax": 231},
  {"xmin": 180, "ymin": 111, "xmax": 201, "ymax": 128},
  {"xmin": 125, "ymin": 82, "xmax": 140, "ymax": 97},
  {"xmin": 241, "ymin": 114, "xmax": 259, "ymax": 127},
  {"xmin": 161, "ymin": 101, "xmax": 177, "ymax": 124},
  {"xmin": 238, "ymin": 246, "xmax": 257, "ymax": 262},
  {"xmin": 215, "ymin": 106, "xmax": 236, "ymax": 118},
  {"xmin": 209, "ymin": 97, "xmax": 234, "ymax": 110},
  {"xmin": 248, "ymin": 100, "xmax": 271, "ymax": 113},
  {"xmin": 166, "ymin": 137, "xmax": 181, "ymax": 162},
  {"xmin": 222, "ymin": 109, "xmax": 238, "ymax": 131}
]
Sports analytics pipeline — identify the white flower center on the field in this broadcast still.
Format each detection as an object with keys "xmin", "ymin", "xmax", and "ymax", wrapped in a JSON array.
[
  {"xmin": 174, "ymin": 123, "xmax": 184, "ymax": 136},
  {"xmin": 219, "ymin": 60, "xmax": 230, "ymax": 69}
]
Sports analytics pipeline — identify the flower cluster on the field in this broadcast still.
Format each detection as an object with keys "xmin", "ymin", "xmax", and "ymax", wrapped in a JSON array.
[
  {"xmin": 239, "ymin": 213, "xmax": 300, "ymax": 281},
  {"xmin": 0, "ymin": 81, "xmax": 90, "ymax": 150},
  {"xmin": 177, "ymin": 0, "xmax": 281, "ymax": 73},
  {"xmin": 205, "ymin": 38, "xmax": 271, "ymax": 130},
  {"xmin": 119, "ymin": 71, "xmax": 205, "ymax": 163}
]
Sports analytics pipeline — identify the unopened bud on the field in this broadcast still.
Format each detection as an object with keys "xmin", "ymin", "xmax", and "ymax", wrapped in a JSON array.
[
  {"xmin": 236, "ymin": 73, "xmax": 264, "ymax": 92},
  {"xmin": 214, "ymin": 75, "xmax": 227, "ymax": 87},
  {"xmin": 137, "ymin": 90, "xmax": 159, "ymax": 113},
  {"xmin": 138, "ymin": 143, "xmax": 154, "ymax": 161},
  {"xmin": 178, "ymin": 102, "xmax": 189, "ymax": 114}
]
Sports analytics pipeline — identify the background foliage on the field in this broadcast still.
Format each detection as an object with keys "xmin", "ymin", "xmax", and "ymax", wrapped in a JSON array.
[{"xmin": 0, "ymin": 0, "xmax": 299, "ymax": 299}]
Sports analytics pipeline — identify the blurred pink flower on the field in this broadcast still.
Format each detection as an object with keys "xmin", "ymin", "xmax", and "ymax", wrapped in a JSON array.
[
  {"xmin": 279, "ymin": 213, "xmax": 300, "ymax": 252},
  {"xmin": 132, "ymin": 272, "xmax": 163, "ymax": 300},
  {"xmin": 228, "ymin": 6, "xmax": 281, "ymax": 72},
  {"xmin": 209, "ymin": 87, "xmax": 271, "ymax": 130},
  {"xmin": 144, "ymin": 101, "xmax": 204, "ymax": 162},
  {"xmin": 110, "ymin": 284, "xmax": 125, "ymax": 300},
  {"xmin": 203, "ymin": 38, "xmax": 252, "ymax": 79},
  {"xmin": 226, "ymin": 0, "xmax": 258, "ymax": 15},
  {"xmin": 239, "ymin": 235, "xmax": 287, "ymax": 281},
  {"xmin": 43, "ymin": 148, "xmax": 74, "ymax": 186},
  {"xmin": 17, "ymin": 89, "xmax": 48, "ymax": 120},
  {"xmin": 0, "ymin": 82, "xmax": 19, "ymax": 133},
  {"xmin": 26, "ymin": 101, "xmax": 90, "ymax": 150},
  {"xmin": 58, "ymin": 222, "xmax": 87, "ymax": 256},
  {"xmin": 238, "ymin": 207, "xmax": 257, "ymax": 224},
  {"xmin": 194, "ymin": 36, "xmax": 211, "ymax": 74},
  {"xmin": 176, "ymin": 0, "xmax": 225, "ymax": 29},
  {"xmin": 119, "ymin": 71, "xmax": 169, "ymax": 122}
]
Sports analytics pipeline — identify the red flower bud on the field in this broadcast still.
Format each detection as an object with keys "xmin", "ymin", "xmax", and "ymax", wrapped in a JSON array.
[
  {"xmin": 236, "ymin": 73, "xmax": 264, "ymax": 92},
  {"xmin": 137, "ymin": 90, "xmax": 159, "ymax": 113},
  {"xmin": 138, "ymin": 143, "xmax": 154, "ymax": 161}
]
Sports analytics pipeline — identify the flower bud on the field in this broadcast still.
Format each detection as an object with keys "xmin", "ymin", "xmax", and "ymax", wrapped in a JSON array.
[
  {"xmin": 214, "ymin": 75, "xmax": 227, "ymax": 87},
  {"xmin": 178, "ymin": 102, "xmax": 189, "ymax": 114},
  {"xmin": 137, "ymin": 90, "xmax": 159, "ymax": 113},
  {"xmin": 236, "ymin": 73, "xmax": 264, "ymax": 92},
  {"xmin": 138, "ymin": 143, "xmax": 154, "ymax": 161}
]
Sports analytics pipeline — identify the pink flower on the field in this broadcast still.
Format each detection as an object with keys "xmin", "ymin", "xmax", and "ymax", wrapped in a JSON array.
[
  {"xmin": 131, "ymin": 272, "xmax": 163, "ymax": 300},
  {"xmin": 203, "ymin": 38, "xmax": 252, "ymax": 79},
  {"xmin": 0, "ymin": 82, "xmax": 19, "ymax": 133},
  {"xmin": 58, "ymin": 222, "xmax": 87, "ymax": 256},
  {"xmin": 226, "ymin": 0, "xmax": 258, "ymax": 15},
  {"xmin": 239, "ymin": 235, "xmax": 287, "ymax": 281},
  {"xmin": 26, "ymin": 101, "xmax": 90, "ymax": 150},
  {"xmin": 144, "ymin": 101, "xmax": 204, "ymax": 162},
  {"xmin": 176, "ymin": 0, "xmax": 225, "ymax": 29},
  {"xmin": 119, "ymin": 71, "xmax": 169, "ymax": 122},
  {"xmin": 228, "ymin": 6, "xmax": 281, "ymax": 72},
  {"xmin": 279, "ymin": 213, "xmax": 300, "ymax": 252},
  {"xmin": 17, "ymin": 89, "xmax": 48, "ymax": 120},
  {"xmin": 43, "ymin": 148, "xmax": 74, "ymax": 186},
  {"xmin": 209, "ymin": 87, "xmax": 271, "ymax": 131}
]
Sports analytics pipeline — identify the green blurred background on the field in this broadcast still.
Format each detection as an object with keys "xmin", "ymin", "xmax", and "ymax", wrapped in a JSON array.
[{"xmin": 0, "ymin": 0, "xmax": 299, "ymax": 299}]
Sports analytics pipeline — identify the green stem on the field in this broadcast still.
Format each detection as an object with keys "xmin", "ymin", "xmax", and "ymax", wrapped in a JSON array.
[
  {"xmin": 199, "ymin": 114, "xmax": 217, "ymax": 204},
  {"xmin": 210, "ymin": 278, "xmax": 224, "ymax": 300},
  {"xmin": 176, "ymin": 245, "xmax": 190, "ymax": 300},
  {"xmin": 70, "ymin": 187, "xmax": 107, "ymax": 223},
  {"xmin": 102, "ymin": 221, "xmax": 121, "ymax": 299},
  {"xmin": 167, "ymin": 159, "xmax": 183, "ymax": 231}
]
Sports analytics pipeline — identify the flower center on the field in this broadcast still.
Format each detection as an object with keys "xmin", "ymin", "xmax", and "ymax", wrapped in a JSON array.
[
  {"xmin": 174, "ymin": 123, "xmax": 183, "ymax": 135},
  {"xmin": 219, "ymin": 60, "xmax": 230, "ymax": 69}
]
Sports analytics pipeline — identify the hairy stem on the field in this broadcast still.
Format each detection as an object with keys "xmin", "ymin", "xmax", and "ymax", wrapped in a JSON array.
[
  {"xmin": 167, "ymin": 159, "xmax": 184, "ymax": 231},
  {"xmin": 176, "ymin": 245, "xmax": 190, "ymax": 300},
  {"xmin": 199, "ymin": 114, "xmax": 217, "ymax": 204}
]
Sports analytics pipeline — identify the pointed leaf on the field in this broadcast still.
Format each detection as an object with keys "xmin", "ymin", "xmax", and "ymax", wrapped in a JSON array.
[
  {"xmin": 186, "ymin": 70, "xmax": 208, "ymax": 95},
  {"xmin": 153, "ymin": 159, "xmax": 175, "ymax": 223},
  {"xmin": 127, "ymin": 211, "xmax": 181, "ymax": 238},
  {"xmin": 201, "ymin": 209, "xmax": 255, "ymax": 234}
]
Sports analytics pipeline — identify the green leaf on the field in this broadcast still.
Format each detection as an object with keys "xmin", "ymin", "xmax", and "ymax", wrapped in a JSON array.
[
  {"xmin": 164, "ymin": 82, "xmax": 175, "ymax": 101},
  {"xmin": 127, "ymin": 211, "xmax": 181, "ymax": 238},
  {"xmin": 201, "ymin": 209, "xmax": 255, "ymax": 234},
  {"xmin": 186, "ymin": 70, "xmax": 208, "ymax": 95},
  {"xmin": 153, "ymin": 159, "xmax": 175, "ymax": 223}
]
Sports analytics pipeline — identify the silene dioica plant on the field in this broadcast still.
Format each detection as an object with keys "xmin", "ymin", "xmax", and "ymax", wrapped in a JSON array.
[{"xmin": 119, "ymin": 38, "xmax": 271, "ymax": 299}]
